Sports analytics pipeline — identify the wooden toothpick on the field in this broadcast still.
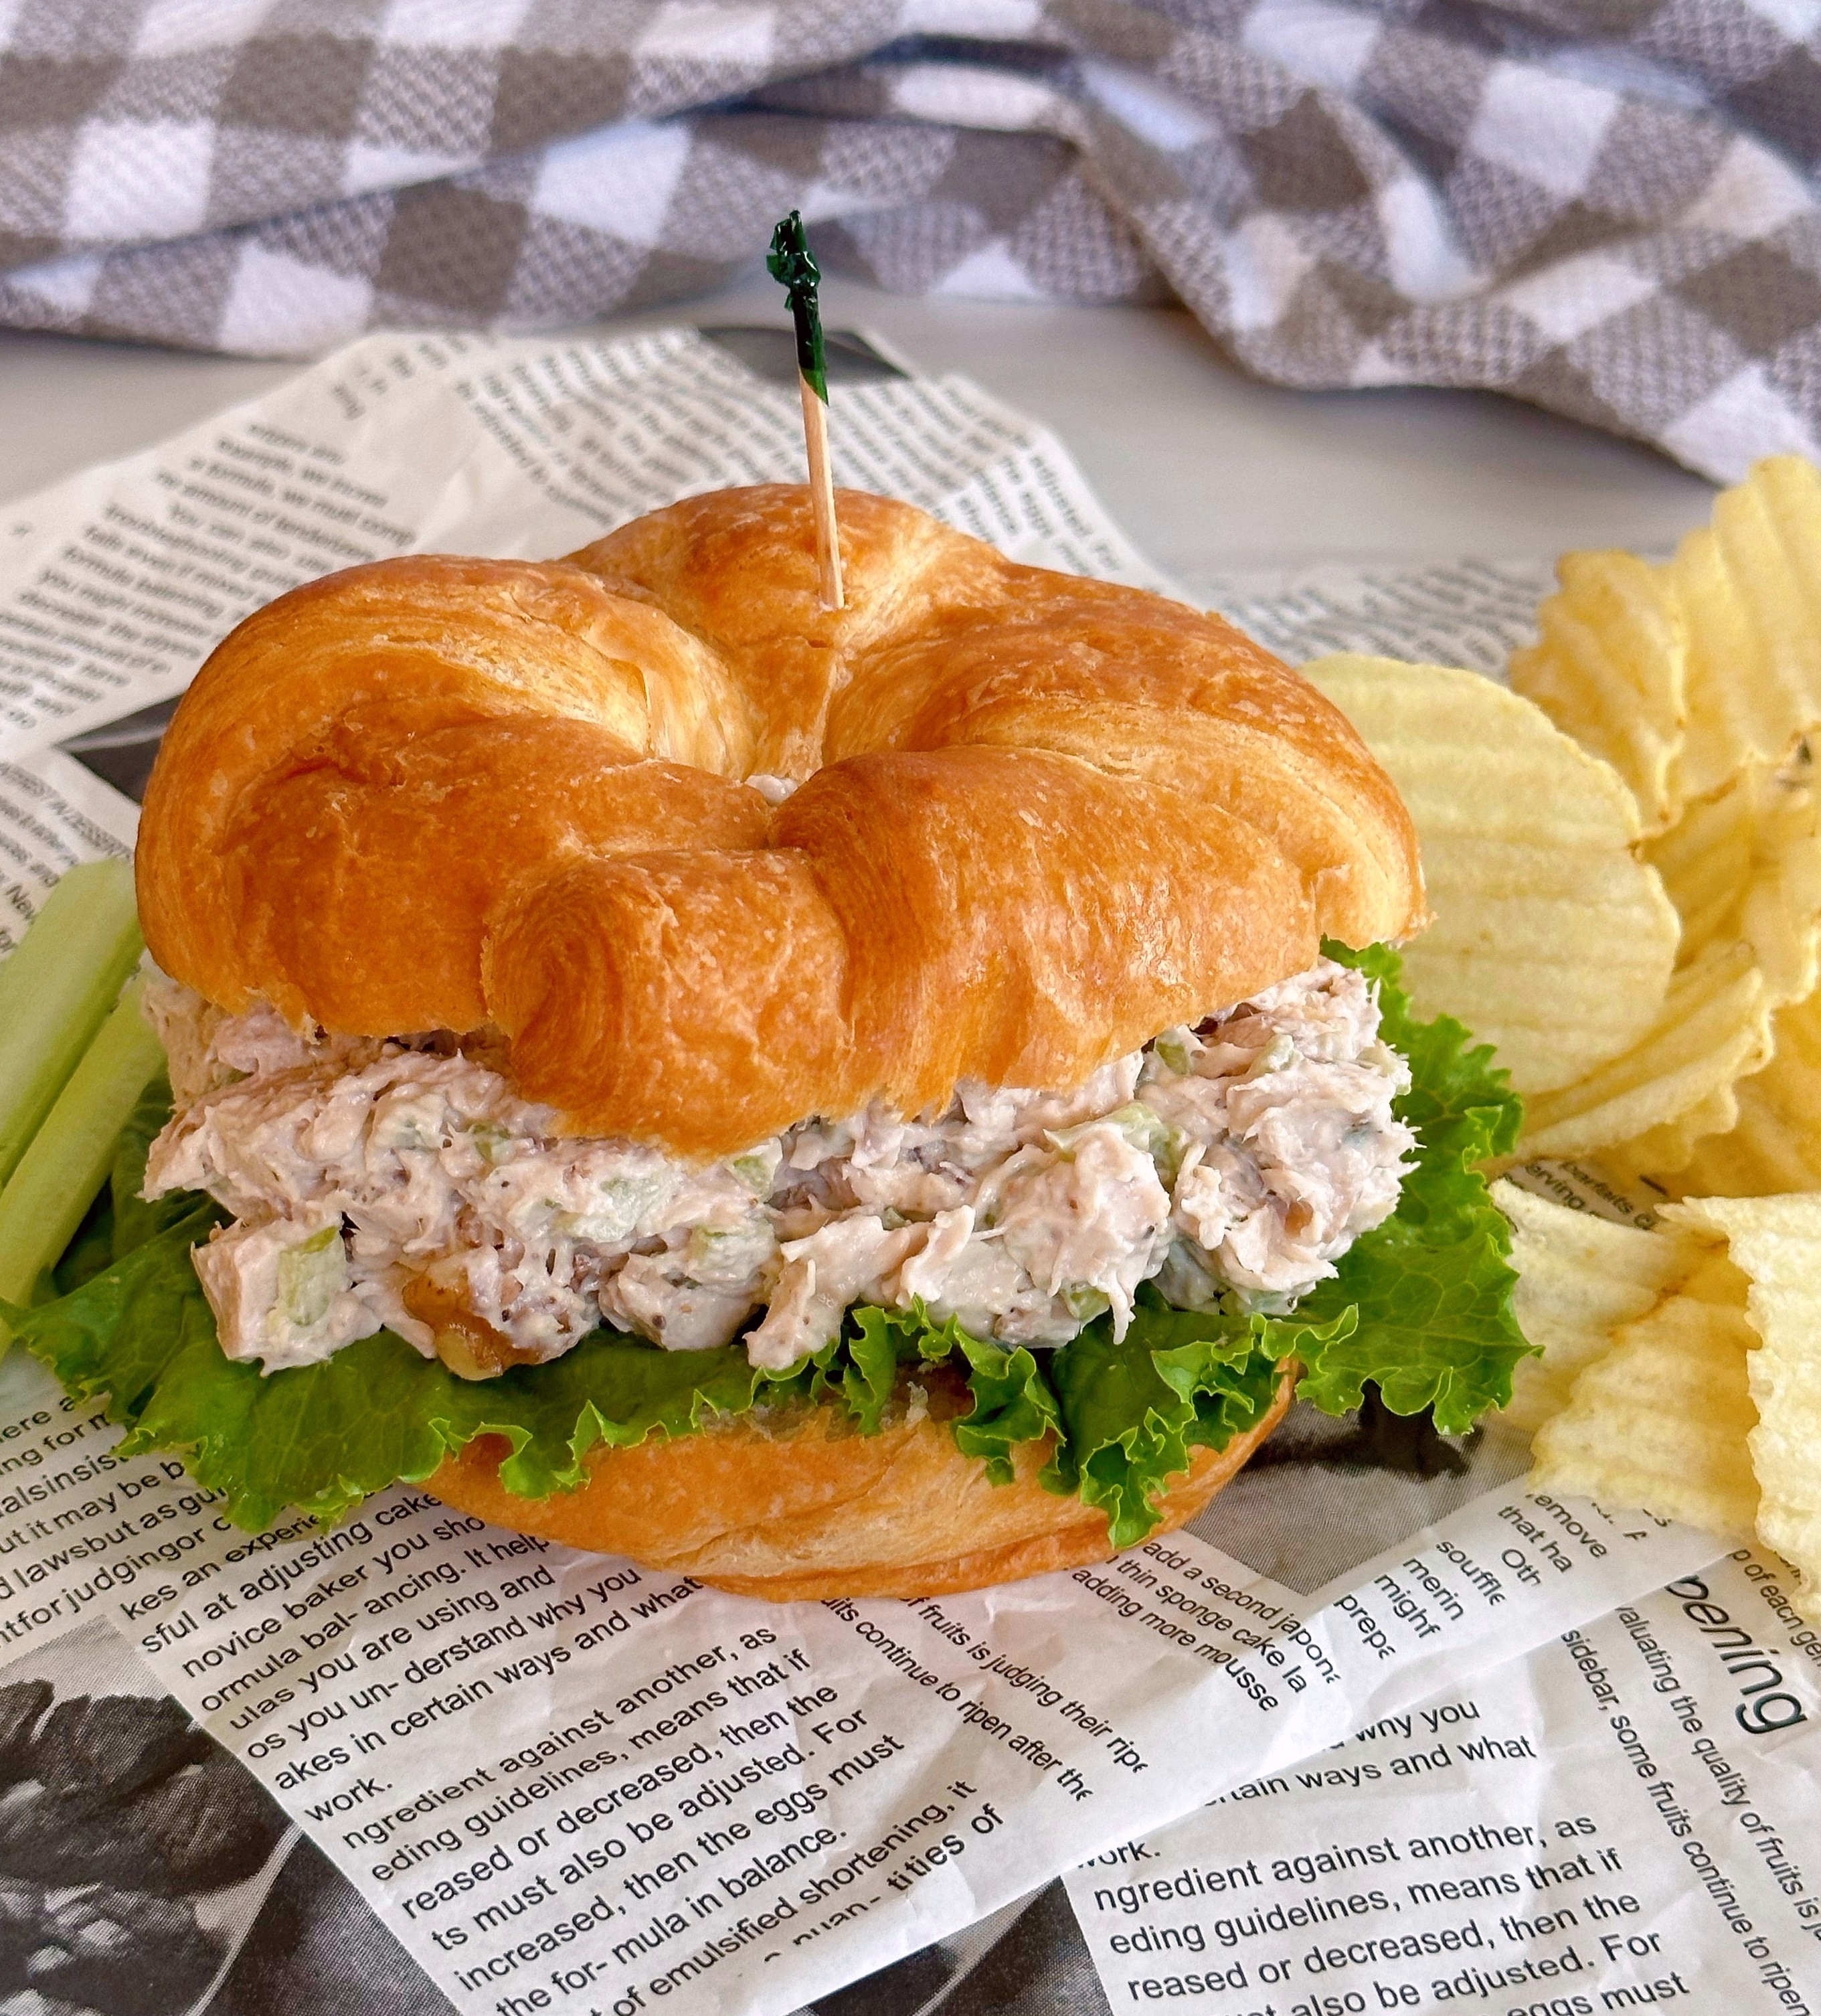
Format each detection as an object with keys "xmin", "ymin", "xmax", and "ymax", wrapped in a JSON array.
[{"xmin": 768, "ymin": 212, "xmax": 844, "ymax": 610}]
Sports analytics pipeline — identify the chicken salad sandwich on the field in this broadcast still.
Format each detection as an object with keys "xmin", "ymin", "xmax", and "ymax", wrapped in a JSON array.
[{"xmin": 14, "ymin": 486, "xmax": 1531, "ymax": 1599}]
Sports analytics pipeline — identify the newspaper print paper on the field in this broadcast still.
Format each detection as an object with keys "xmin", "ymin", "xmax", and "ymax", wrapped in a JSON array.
[{"xmin": 1070, "ymin": 1548, "xmax": 1821, "ymax": 2014}]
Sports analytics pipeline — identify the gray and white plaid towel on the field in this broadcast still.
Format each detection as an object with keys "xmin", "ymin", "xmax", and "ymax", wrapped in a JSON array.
[{"xmin": 3, "ymin": 0, "xmax": 1818, "ymax": 483}]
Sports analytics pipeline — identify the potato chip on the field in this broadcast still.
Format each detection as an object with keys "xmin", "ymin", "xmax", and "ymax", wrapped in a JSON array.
[
  {"xmin": 1508, "ymin": 455, "xmax": 1821, "ymax": 827},
  {"xmin": 1527, "ymin": 1245, "xmax": 1761, "ymax": 1542},
  {"xmin": 1304, "ymin": 656, "xmax": 1678, "ymax": 1095},
  {"xmin": 1666, "ymin": 1196, "xmax": 1821, "ymax": 1622},
  {"xmin": 1644, "ymin": 745, "xmax": 1821, "ymax": 1009},
  {"xmin": 1500, "ymin": 462, "xmax": 1821, "ymax": 1180},
  {"xmin": 1521, "ymin": 1195, "xmax": 1821, "ymax": 1611},
  {"xmin": 1602, "ymin": 1084, "xmax": 1743, "ymax": 1187},
  {"xmin": 1671, "ymin": 986, "xmax": 1821, "ymax": 1196},
  {"xmin": 1673, "ymin": 456, "xmax": 1821, "ymax": 804},
  {"xmin": 1518, "ymin": 942, "xmax": 1773, "ymax": 1167},
  {"xmin": 1508, "ymin": 548, "xmax": 1685, "ymax": 837},
  {"xmin": 1492, "ymin": 1178, "xmax": 1697, "ymax": 1434},
  {"xmin": 1585, "ymin": 752, "xmax": 1821, "ymax": 1179}
]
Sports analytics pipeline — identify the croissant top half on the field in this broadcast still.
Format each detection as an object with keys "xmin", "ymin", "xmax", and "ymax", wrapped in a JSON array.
[{"xmin": 135, "ymin": 486, "xmax": 1425, "ymax": 1159}]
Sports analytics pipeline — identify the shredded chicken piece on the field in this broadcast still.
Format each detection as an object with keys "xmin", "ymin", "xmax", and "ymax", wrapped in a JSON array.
[{"xmin": 142, "ymin": 957, "xmax": 1414, "ymax": 1378}]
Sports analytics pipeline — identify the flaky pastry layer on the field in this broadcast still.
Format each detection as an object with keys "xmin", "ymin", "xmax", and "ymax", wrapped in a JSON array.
[{"xmin": 137, "ymin": 489, "xmax": 1424, "ymax": 1159}]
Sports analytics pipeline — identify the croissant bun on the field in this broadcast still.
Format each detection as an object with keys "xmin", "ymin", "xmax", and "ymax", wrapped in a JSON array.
[
  {"xmin": 135, "ymin": 487, "xmax": 1421, "ymax": 1594},
  {"xmin": 137, "ymin": 487, "xmax": 1424, "ymax": 1159}
]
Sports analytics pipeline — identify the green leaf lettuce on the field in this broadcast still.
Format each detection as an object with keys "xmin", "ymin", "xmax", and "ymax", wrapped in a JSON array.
[{"xmin": 1296, "ymin": 940, "xmax": 1531, "ymax": 1435}]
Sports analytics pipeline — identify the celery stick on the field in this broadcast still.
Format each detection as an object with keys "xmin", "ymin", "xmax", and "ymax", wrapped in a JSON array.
[
  {"xmin": 0, "ymin": 973, "xmax": 165, "ymax": 1323},
  {"xmin": 0, "ymin": 859, "xmax": 143, "ymax": 1189}
]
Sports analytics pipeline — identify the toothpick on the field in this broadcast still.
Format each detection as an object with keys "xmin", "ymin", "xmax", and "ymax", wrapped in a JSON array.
[
  {"xmin": 768, "ymin": 212, "xmax": 843, "ymax": 610},
  {"xmin": 796, "ymin": 373, "xmax": 842, "ymax": 612}
]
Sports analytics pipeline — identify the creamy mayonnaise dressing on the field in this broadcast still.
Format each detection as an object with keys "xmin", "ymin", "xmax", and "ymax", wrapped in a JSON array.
[{"xmin": 142, "ymin": 960, "xmax": 1414, "ymax": 1377}]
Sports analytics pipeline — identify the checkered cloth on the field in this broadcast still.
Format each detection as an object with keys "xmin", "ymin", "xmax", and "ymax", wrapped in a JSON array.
[{"xmin": 1, "ymin": 1, "xmax": 1817, "ymax": 483}]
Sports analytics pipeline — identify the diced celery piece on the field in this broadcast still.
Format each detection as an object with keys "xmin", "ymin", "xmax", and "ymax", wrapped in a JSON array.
[
  {"xmin": 728, "ymin": 1143, "xmax": 782, "ymax": 1195},
  {"xmin": 1151, "ymin": 1029, "xmax": 1193, "ymax": 1076},
  {"xmin": 464, "ymin": 1119, "xmax": 513, "ymax": 1165},
  {"xmin": 0, "ymin": 973, "xmax": 165, "ymax": 1325},
  {"xmin": 277, "ymin": 1225, "xmax": 346, "ymax": 1329},
  {"xmin": 1047, "ymin": 1101, "xmax": 1190, "ymax": 1183},
  {"xmin": 556, "ymin": 1172, "xmax": 673, "ymax": 1244},
  {"xmin": 0, "ymin": 859, "xmax": 143, "ymax": 1189},
  {"xmin": 1051, "ymin": 1102, "xmax": 1171, "ymax": 1159},
  {"xmin": 371, "ymin": 1090, "xmax": 444, "ymax": 1152},
  {"xmin": 1243, "ymin": 1031, "xmax": 1296, "ymax": 1078},
  {"xmin": 684, "ymin": 1216, "xmax": 773, "ymax": 1287}
]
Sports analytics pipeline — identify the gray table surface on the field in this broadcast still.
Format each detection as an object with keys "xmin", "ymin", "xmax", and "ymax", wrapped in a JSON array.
[{"xmin": 0, "ymin": 267, "xmax": 1717, "ymax": 594}]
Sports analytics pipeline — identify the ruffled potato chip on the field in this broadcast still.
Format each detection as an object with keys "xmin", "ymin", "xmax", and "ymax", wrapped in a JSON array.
[
  {"xmin": 1527, "ymin": 1244, "xmax": 1761, "ymax": 1543},
  {"xmin": 1671, "ymin": 987, "xmax": 1821, "ymax": 1197},
  {"xmin": 1587, "ymin": 761, "xmax": 1821, "ymax": 1174},
  {"xmin": 1304, "ymin": 657, "xmax": 1678, "ymax": 1096},
  {"xmin": 1673, "ymin": 456, "xmax": 1821, "ymax": 805},
  {"xmin": 1603, "ymin": 1084, "xmax": 1743, "ymax": 1187},
  {"xmin": 1523, "ymin": 1194, "xmax": 1821, "ymax": 1619},
  {"xmin": 1492, "ymin": 1178, "xmax": 1696, "ymax": 1434},
  {"xmin": 1492, "ymin": 464, "xmax": 1821, "ymax": 1584},
  {"xmin": 1500, "ymin": 464, "xmax": 1821, "ymax": 1177},
  {"xmin": 1510, "ymin": 457, "xmax": 1821, "ymax": 834},
  {"xmin": 1518, "ymin": 942, "xmax": 1773, "ymax": 1168},
  {"xmin": 1667, "ymin": 1196, "xmax": 1821, "ymax": 1622},
  {"xmin": 1509, "ymin": 548, "xmax": 1685, "ymax": 837},
  {"xmin": 1615, "ymin": 742, "xmax": 1821, "ymax": 1184},
  {"xmin": 1644, "ymin": 744, "xmax": 1821, "ymax": 1010}
]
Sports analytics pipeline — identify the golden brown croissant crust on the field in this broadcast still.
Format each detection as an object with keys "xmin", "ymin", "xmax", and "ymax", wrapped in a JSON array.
[
  {"xmin": 426, "ymin": 1362, "xmax": 1296, "ymax": 1601},
  {"xmin": 137, "ymin": 487, "xmax": 1424, "ymax": 1158}
]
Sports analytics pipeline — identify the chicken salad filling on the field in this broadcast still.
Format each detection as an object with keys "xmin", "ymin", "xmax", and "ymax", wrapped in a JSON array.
[{"xmin": 141, "ymin": 958, "xmax": 1416, "ymax": 1379}]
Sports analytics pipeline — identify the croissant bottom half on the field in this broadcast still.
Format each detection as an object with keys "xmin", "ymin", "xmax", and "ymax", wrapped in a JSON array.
[{"xmin": 426, "ymin": 1365, "xmax": 1296, "ymax": 1602}]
